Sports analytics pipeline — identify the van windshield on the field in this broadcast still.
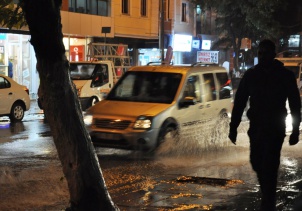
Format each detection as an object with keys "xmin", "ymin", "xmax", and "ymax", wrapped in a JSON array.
[
  {"xmin": 107, "ymin": 71, "xmax": 182, "ymax": 103},
  {"xmin": 69, "ymin": 64, "xmax": 96, "ymax": 80}
]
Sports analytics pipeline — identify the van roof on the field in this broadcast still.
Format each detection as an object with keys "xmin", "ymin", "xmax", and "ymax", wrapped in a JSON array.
[
  {"xmin": 276, "ymin": 58, "xmax": 302, "ymax": 66},
  {"xmin": 70, "ymin": 61, "xmax": 111, "ymax": 65},
  {"xmin": 129, "ymin": 64, "xmax": 227, "ymax": 74}
]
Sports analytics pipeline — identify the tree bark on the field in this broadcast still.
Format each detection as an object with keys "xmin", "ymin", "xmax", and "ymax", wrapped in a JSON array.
[{"xmin": 21, "ymin": 0, "xmax": 119, "ymax": 210}]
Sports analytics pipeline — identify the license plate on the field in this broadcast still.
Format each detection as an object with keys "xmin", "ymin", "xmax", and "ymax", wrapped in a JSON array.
[{"xmin": 97, "ymin": 132, "xmax": 120, "ymax": 140}]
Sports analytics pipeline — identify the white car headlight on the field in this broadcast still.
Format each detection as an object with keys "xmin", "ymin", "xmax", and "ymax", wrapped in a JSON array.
[
  {"xmin": 134, "ymin": 116, "xmax": 152, "ymax": 129},
  {"xmin": 83, "ymin": 113, "xmax": 93, "ymax": 126}
]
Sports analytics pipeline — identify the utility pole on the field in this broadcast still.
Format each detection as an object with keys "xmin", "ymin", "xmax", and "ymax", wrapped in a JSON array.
[{"xmin": 160, "ymin": 0, "xmax": 165, "ymax": 61}]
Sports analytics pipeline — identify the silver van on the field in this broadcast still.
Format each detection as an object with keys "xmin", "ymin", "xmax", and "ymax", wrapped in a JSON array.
[{"xmin": 85, "ymin": 63, "xmax": 233, "ymax": 151}]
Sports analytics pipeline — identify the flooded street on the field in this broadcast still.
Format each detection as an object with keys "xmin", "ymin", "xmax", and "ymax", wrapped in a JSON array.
[{"xmin": 0, "ymin": 108, "xmax": 302, "ymax": 210}]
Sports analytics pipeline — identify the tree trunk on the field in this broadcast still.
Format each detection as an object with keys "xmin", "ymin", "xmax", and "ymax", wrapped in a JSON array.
[{"xmin": 21, "ymin": 0, "xmax": 119, "ymax": 210}]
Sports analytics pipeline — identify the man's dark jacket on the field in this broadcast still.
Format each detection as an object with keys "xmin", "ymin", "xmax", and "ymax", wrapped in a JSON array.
[{"xmin": 230, "ymin": 59, "xmax": 301, "ymax": 134}]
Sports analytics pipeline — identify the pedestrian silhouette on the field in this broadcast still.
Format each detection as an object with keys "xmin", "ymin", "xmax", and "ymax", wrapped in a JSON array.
[
  {"xmin": 229, "ymin": 39, "xmax": 301, "ymax": 211},
  {"xmin": 8, "ymin": 59, "xmax": 13, "ymax": 78}
]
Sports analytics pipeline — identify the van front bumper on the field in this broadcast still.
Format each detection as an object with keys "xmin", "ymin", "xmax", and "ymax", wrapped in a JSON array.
[{"xmin": 90, "ymin": 127, "xmax": 160, "ymax": 151}]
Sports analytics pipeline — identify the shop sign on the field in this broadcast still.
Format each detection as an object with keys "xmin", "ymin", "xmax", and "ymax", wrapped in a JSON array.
[
  {"xmin": 202, "ymin": 40, "xmax": 211, "ymax": 50},
  {"xmin": 240, "ymin": 38, "xmax": 251, "ymax": 50},
  {"xmin": 197, "ymin": 51, "xmax": 219, "ymax": 64},
  {"xmin": 0, "ymin": 34, "xmax": 6, "ymax": 40},
  {"xmin": 173, "ymin": 34, "xmax": 192, "ymax": 52}
]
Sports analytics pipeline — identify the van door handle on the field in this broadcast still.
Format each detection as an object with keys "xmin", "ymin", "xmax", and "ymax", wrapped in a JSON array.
[
  {"xmin": 199, "ymin": 105, "xmax": 204, "ymax": 109},
  {"xmin": 8, "ymin": 92, "xmax": 13, "ymax": 95},
  {"xmin": 206, "ymin": 104, "xmax": 211, "ymax": 108}
]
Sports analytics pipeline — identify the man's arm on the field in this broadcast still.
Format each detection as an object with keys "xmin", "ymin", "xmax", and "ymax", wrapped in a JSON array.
[
  {"xmin": 287, "ymin": 71, "xmax": 301, "ymax": 145},
  {"xmin": 229, "ymin": 74, "xmax": 250, "ymax": 144}
]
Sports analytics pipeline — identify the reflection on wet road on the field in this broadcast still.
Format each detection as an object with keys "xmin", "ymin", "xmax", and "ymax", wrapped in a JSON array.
[{"xmin": 1, "ymin": 112, "xmax": 302, "ymax": 210}]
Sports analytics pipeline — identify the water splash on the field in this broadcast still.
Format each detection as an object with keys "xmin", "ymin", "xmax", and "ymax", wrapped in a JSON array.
[{"xmin": 156, "ymin": 117, "xmax": 249, "ymax": 157}]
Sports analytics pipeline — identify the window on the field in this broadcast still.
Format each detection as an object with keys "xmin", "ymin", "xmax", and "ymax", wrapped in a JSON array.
[
  {"xmin": 68, "ymin": 0, "xmax": 110, "ymax": 16},
  {"xmin": 216, "ymin": 73, "xmax": 231, "ymax": 99},
  {"xmin": 0, "ymin": 77, "xmax": 10, "ymax": 89},
  {"xmin": 91, "ymin": 65, "xmax": 109, "ymax": 87},
  {"xmin": 108, "ymin": 72, "xmax": 182, "ymax": 104},
  {"xmin": 183, "ymin": 75, "xmax": 201, "ymax": 102},
  {"xmin": 122, "ymin": 0, "xmax": 129, "ymax": 14},
  {"xmin": 164, "ymin": 0, "xmax": 170, "ymax": 20},
  {"xmin": 141, "ymin": 0, "xmax": 147, "ymax": 17},
  {"xmin": 181, "ymin": 2, "xmax": 188, "ymax": 22},
  {"xmin": 203, "ymin": 73, "xmax": 216, "ymax": 102}
]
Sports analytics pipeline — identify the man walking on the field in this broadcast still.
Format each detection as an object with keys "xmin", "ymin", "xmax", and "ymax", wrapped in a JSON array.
[{"xmin": 229, "ymin": 39, "xmax": 301, "ymax": 211}]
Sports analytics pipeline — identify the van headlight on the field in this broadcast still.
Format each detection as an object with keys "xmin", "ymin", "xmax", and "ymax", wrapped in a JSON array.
[
  {"xmin": 134, "ymin": 116, "xmax": 152, "ymax": 129},
  {"xmin": 83, "ymin": 113, "xmax": 93, "ymax": 126}
]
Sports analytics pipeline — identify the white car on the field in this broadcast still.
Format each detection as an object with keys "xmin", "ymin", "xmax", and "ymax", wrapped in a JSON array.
[{"xmin": 0, "ymin": 75, "xmax": 31, "ymax": 122}]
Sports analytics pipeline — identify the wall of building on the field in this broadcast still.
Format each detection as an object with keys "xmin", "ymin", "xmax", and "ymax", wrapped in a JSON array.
[
  {"xmin": 173, "ymin": 0, "xmax": 195, "ymax": 35},
  {"xmin": 60, "ymin": 11, "xmax": 114, "ymax": 38},
  {"xmin": 113, "ymin": 0, "xmax": 159, "ymax": 39}
]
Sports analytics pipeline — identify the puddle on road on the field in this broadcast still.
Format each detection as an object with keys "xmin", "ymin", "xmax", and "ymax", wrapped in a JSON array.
[
  {"xmin": 38, "ymin": 131, "xmax": 52, "ymax": 137},
  {"xmin": 176, "ymin": 175, "xmax": 244, "ymax": 187}
]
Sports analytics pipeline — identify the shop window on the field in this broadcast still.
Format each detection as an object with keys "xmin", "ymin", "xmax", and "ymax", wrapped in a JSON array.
[
  {"xmin": 122, "ymin": 0, "xmax": 129, "ymax": 14},
  {"xmin": 141, "ymin": 0, "xmax": 147, "ymax": 17}
]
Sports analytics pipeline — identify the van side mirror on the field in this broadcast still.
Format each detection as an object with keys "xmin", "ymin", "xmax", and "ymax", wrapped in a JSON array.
[{"xmin": 179, "ymin": 96, "xmax": 196, "ymax": 108}]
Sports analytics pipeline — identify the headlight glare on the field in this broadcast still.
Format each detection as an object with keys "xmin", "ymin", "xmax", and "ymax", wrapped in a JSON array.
[
  {"xmin": 83, "ymin": 113, "xmax": 93, "ymax": 126},
  {"xmin": 134, "ymin": 117, "xmax": 152, "ymax": 129}
]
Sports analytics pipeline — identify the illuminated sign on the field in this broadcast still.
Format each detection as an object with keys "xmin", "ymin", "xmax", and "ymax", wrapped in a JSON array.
[
  {"xmin": 197, "ymin": 51, "xmax": 219, "ymax": 64},
  {"xmin": 202, "ymin": 40, "xmax": 211, "ymax": 50},
  {"xmin": 192, "ymin": 40, "xmax": 200, "ymax": 49},
  {"xmin": 173, "ymin": 34, "xmax": 192, "ymax": 52}
]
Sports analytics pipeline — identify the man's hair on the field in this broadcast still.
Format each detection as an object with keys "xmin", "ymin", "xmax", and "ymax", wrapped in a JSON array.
[{"xmin": 258, "ymin": 39, "xmax": 276, "ymax": 53}]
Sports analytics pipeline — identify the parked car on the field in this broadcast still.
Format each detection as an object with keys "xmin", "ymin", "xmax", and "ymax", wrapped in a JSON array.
[
  {"xmin": 0, "ymin": 75, "xmax": 31, "ymax": 122},
  {"xmin": 85, "ymin": 63, "xmax": 233, "ymax": 151}
]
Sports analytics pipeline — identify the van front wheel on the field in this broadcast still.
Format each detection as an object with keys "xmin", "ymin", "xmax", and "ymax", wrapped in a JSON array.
[{"xmin": 157, "ymin": 126, "xmax": 178, "ymax": 146}]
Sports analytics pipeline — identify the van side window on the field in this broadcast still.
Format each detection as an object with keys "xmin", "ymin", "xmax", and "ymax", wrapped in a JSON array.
[
  {"xmin": 183, "ymin": 75, "xmax": 201, "ymax": 102},
  {"xmin": 216, "ymin": 73, "xmax": 231, "ymax": 99},
  {"xmin": 91, "ymin": 65, "xmax": 109, "ymax": 87},
  {"xmin": 203, "ymin": 73, "xmax": 216, "ymax": 102}
]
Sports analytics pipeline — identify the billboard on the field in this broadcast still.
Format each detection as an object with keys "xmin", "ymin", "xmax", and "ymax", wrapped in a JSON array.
[
  {"xmin": 173, "ymin": 34, "xmax": 192, "ymax": 52},
  {"xmin": 197, "ymin": 51, "xmax": 219, "ymax": 63}
]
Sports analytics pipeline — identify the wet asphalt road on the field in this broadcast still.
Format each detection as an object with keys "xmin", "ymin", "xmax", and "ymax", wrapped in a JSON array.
[{"xmin": 0, "ymin": 101, "xmax": 302, "ymax": 210}]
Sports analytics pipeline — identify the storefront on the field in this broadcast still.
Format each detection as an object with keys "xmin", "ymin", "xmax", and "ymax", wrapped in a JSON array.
[
  {"xmin": 0, "ymin": 32, "xmax": 94, "ymax": 99},
  {"xmin": 0, "ymin": 33, "xmax": 38, "ymax": 99},
  {"xmin": 138, "ymin": 34, "xmax": 195, "ymax": 65}
]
